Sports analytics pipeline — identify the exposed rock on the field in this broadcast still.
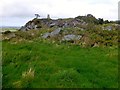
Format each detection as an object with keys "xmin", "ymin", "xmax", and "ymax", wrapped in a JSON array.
[
  {"xmin": 62, "ymin": 34, "xmax": 82, "ymax": 41},
  {"xmin": 49, "ymin": 23, "xmax": 56, "ymax": 28},
  {"xmin": 42, "ymin": 32, "xmax": 50, "ymax": 38},
  {"xmin": 87, "ymin": 14, "xmax": 94, "ymax": 17},
  {"xmin": 19, "ymin": 14, "xmax": 115, "ymax": 32},
  {"xmin": 93, "ymin": 43, "xmax": 99, "ymax": 47},
  {"xmin": 34, "ymin": 25, "xmax": 39, "ymax": 30},
  {"xmin": 105, "ymin": 26, "xmax": 113, "ymax": 31},
  {"xmin": 50, "ymin": 28, "xmax": 61, "ymax": 36},
  {"xmin": 75, "ymin": 14, "xmax": 98, "ymax": 24},
  {"xmin": 79, "ymin": 28, "xmax": 85, "ymax": 31},
  {"xmin": 19, "ymin": 19, "xmax": 42, "ymax": 31},
  {"xmin": 19, "ymin": 15, "xmax": 91, "ymax": 31},
  {"xmin": 42, "ymin": 28, "xmax": 62, "ymax": 38},
  {"xmin": 81, "ymin": 22, "xmax": 87, "ymax": 26}
]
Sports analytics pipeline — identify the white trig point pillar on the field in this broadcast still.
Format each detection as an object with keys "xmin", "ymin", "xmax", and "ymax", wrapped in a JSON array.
[{"xmin": 47, "ymin": 14, "xmax": 50, "ymax": 19}]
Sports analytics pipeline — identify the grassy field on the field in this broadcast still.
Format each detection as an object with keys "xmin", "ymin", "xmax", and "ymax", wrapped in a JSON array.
[
  {"xmin": 2, "ymin": 39, "xmax": 118, "ymax": 88},
  {"xmin": 0, "ymin": 27, "xmax": 19, "ymax": 33}
]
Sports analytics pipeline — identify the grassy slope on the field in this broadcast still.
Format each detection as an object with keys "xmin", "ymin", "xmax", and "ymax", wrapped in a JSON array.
[{"xmin": 2, "ymin": 40, "xmax": 118, "ymax": 88}]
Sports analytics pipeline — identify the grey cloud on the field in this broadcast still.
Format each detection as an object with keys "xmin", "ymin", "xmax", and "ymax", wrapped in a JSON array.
[
  {"xmin": 118, "ymin": 1, "xmax": 120, "ymax": 20},
  {"xmin": 0, "ymin": 0, "xmax": 118, "ymax": 26},
  {"xmin": 1, "ymin": 0, "xmax": 55, "ymax": 18},
  {"xmin": 2, "ymin": 2, "xmax": 34, "ymax": 18}
]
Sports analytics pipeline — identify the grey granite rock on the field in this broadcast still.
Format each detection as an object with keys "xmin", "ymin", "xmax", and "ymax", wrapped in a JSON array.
[
  {"xmin": 50, "ymin": 28, "xmax": 61, "ymax": 36},
  {"xmin": 105, "ymin": 26, "xmax": 113, "ymax": 31},
  {"xmin": 49, "ymin": 23, "xmax": 56, "ymax": 27},
  {"xmin": 62, "ymin": 34, "xmax": 82, "ymax": 41},
  {"xmin": 42, "ymin": 32, "xmax": 50, "ymax": 38},
  {"xmin": 42, "ymin": 28, "xmax": 62, "ymax": 38}
]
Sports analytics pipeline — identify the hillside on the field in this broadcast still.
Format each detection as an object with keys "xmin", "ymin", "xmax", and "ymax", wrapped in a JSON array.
[
  {"xmin": 2, "ymin": 14, "xmax": 119, "ymax": 47},
  {"xmin": 2, "ymin": 14, "xmax": 119, "ymax": 88}
]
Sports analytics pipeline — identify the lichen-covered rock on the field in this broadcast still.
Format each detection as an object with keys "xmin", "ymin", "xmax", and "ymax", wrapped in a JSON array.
[
  {"xmin": 104, "ymin": 26, "xmax": 113, "ymax": 31},
  {"xmin": 50, "ymin": 28, "xmax": 61, "ymax": 36},
  {"xmin": 62, "ymin": 34, "xmax": 82, "ymax": 41},
  {"xmin": 42, "ymin": 28, "xmax": 62, "ymax": 38},
  {"xmin": 42, "ymin": 32, "xmax": 50, "ymax": 38}
]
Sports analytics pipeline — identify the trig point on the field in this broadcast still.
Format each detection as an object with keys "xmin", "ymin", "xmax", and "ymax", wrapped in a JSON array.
[{"xmin": 47, "ymin": 14, "xmax": 50, "ymax": 19}]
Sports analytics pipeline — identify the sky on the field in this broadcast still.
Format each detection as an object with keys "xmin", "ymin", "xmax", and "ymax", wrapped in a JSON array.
[{"xmin": 0, "ymin": 0, "xmax": 119, "ymax": 26}]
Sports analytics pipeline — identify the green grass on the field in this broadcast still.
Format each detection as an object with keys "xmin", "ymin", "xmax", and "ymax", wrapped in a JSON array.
[
  {"xmin": 2, "ymin": 40, "xmax": 118, "ymax": 88},
  {"xmin": 0, "ymin": 28, "xmax": 18, "ymax": 33}
]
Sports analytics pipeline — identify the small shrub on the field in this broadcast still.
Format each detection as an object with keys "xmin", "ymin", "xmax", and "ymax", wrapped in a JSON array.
[{"xmin": 3, "ymin": 30, "xmax": 11, "ymax": 34}]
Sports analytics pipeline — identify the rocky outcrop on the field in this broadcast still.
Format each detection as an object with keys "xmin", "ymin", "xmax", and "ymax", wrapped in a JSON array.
[
  {"xmin": 42, "ymin": 28, "xmax": 82, "ymax": 42},
  {"xmin": 19, "ymin": 14, "xmax": 118, "ymax": 32},
  {"xmin": 19, "ymin": 14, "xmax": 99, "ymax": 31},
  {"xmin": 19, "ymin": 18, "xmax": 42, "ymax": 31}
]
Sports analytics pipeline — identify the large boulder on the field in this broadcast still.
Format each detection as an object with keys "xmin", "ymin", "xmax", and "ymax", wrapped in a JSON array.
[
  {"xmin": 42, "ymin": 32, "xmax": 50, "ymax": 38},
  {"xmin": 42, "ymin": 28, "xmax": 62, "ymax": 38},
  {"xmin": 50, "ymin": 28, "xmax": 61, "ymax": 36},
  {"xmin": 62, "ymin": 34, "xmax": 82, "ymax": 41},
  {"xmin": 104, "ymin": 26, "xmax": 113, "ymax": 31}
]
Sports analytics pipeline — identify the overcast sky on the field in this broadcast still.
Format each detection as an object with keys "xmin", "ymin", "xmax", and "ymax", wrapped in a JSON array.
[{"xmin": 0, "ymin": 0, "xmax": 119, "ymax": 26}]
